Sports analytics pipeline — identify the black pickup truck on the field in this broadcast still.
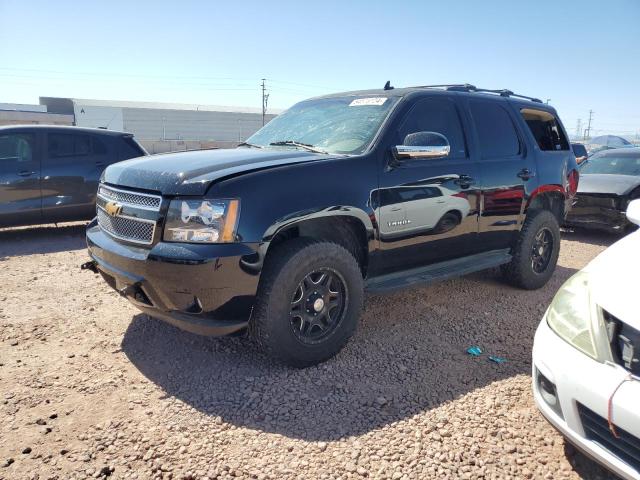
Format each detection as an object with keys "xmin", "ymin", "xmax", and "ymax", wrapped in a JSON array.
[{"xmin": 84, "ymin": 83, "xmax": 579, "ymax": 367}]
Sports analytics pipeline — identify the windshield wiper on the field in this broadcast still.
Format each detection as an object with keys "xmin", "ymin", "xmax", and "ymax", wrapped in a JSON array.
[
  {"xmin": 237, "ymin": 141, "xmax": 263, "ymax": 149},
  {"xmin": 269, "ymin": 140, "xmax": 328, "ymax": 154}
]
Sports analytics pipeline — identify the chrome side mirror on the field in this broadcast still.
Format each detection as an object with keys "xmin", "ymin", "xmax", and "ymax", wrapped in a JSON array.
[
  {"xmin": 394, "ymin": 131, "xmax": 450, "ymax": 160},
  {"xmin": 627, "ymin": 199, "xmax": 640, "ymax": 226}
]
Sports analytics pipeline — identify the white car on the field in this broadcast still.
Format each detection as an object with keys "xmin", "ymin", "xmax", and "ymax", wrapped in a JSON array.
[
  {"xmin": 377, "ymin": 182, "xmax": 471, "ymax": 240},
  {"xmin": 532, "ymin": 199, "xmax": 640, "ymax": 480}
]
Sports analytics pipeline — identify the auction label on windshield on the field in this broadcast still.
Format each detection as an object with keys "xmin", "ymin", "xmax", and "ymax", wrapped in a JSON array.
[{"xmin": 349, "ymin": 97, "xmax": 387, "ymax": 106}]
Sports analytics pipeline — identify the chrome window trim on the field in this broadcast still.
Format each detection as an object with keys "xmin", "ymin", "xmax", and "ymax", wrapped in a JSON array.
[
  {"xmin": 98, "ymin": 184, "xmax": 162, "ymax": 211},
  {"xmin": 97, "ymin": 205, "xmax": 157, "ymax": 245}
]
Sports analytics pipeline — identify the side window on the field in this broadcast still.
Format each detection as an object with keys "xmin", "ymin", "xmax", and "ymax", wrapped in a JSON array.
[
  {"xmin": 397, "ymin": 98, "xmax": 467, "ymax": 158},
  {"xmin": 469, "ymin": 101, "xmax": 520, "ymax": 158},
  {"xmin": 75, "ymin": 135, "xmax": 91, "ymax": 155},
  {"xmin": 48, "ymin": 133, "xmax": 96, "ymax": 157},
  {"xmin": 379, "ymin": 189, "xmax": 399, "ymax": 207},
  {"xmin": 120, "ymin": 137, "xmax": 145, "ymax": 159},
  {"xmin": 92, "ymin": 137, "xmax": 108, "ymax": 155},
  {"xmin": 425, "ymin": 187, "xmax": 442, "ymax": 198},
  {"xmin": 48, "ymin": 134, "xmax": 75, "ymax": 157},
  {"xmin": 521, "ymin": 108, "xmax": 570, "ymax": 151},
  {"xmin": 0, "ymin": 133, "xmax": 34, "ymax": 163}
]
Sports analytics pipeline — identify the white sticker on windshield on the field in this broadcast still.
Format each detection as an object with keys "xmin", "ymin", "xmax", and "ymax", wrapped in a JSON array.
[{"xmin": 349, "ymin": 97, "xmax": 387, "ymax": 106}]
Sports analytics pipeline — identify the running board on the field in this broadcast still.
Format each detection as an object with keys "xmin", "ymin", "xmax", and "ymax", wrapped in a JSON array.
[{"xmin": 365, "ymin": 249, "xmax": 512, "ymax": 294}]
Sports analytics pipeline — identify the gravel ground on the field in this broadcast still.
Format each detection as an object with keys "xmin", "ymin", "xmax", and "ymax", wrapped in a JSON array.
[{"xmin": 0, "ymin": 223, "xmax": 621, "ymax": 480}]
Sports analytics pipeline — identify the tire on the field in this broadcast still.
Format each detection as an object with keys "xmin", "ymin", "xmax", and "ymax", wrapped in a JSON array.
[
  {"xmin": 434, "ymin": 211, "xmax": 461, "ymax": 234},
  {"xmin": 250, "ymin": 238, "xmax": 364, "ymax": 367},
  {"xmin": 501, "ymin": 210, "xmax": 560, "ymax": 290}
]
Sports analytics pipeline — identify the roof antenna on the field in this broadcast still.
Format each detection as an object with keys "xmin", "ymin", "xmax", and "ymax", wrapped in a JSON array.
[{"xmin": 384, "ymin": 80, "xmax": 394, "ymax": 91}]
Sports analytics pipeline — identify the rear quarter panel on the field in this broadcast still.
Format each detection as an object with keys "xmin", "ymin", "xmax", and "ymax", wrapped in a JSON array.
[{"xmin": 508, "ymin": 101, "xmax": 578, "ymax": 213}]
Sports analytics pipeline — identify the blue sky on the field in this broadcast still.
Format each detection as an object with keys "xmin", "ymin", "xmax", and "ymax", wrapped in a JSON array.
[{"xmin": 1, "ymin": 0, "xmax": 639, "ymax": 136}]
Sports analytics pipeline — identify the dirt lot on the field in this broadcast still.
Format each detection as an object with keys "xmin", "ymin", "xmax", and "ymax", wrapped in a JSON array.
[{"xmin": 0, "ymin": 224, "xmax": 620, "ymax": 480}]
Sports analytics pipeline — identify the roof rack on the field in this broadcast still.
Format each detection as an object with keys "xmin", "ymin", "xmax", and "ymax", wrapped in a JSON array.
[{"xmin": 409, "ymin": 83, "xmax": 543, "ymax": 103}]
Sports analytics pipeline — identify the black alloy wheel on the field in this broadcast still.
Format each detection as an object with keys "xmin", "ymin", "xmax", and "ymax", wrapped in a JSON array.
[
  {"xmin": 531, "ymin": 227, "xmax": 554, "ymax": 274},
  {"xmin": 501, "ymin": 209, "xmax": 560, "ymax": 290},
  {"xmin": 289, "ymin": 268, "xmax": 347, "ymax": 344},
  {"xmin": 250, "ymin": 239, "xmax": 364, "ymax": 367}
]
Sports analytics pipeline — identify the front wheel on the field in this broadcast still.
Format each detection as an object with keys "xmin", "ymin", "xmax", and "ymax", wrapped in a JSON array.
[
  {"xmin": 250, "ymin": 238, "xmax": 364, "ymax": 367},
  {"xmin": 501, "ymin": 210, "xmax": 561, "ymax": 290}
]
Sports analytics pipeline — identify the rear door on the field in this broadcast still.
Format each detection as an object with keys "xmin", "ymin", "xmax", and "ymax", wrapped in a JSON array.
[
  {"xmin": 0, "ymin": 130, "xmax": 42, "ymax": 227},
  {"xmin": 465, "ymin": 98, "xmax": 536, "ymax": 250},
  {"xmin": 41, "ymin": 131, "xmax": 112, "ymax": 222}
]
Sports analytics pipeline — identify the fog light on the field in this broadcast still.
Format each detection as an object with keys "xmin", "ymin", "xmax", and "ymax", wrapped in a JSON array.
[{"xmin": 536, "ymin": 369, "xmax": 563, "ymax": 419}]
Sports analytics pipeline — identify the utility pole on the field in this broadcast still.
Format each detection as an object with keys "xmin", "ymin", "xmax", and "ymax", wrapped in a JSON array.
[
  {"xmin": 575, "ymin": 118, "xmax": 582, "ymax": 139},
  {"xmin": 546, "ymin": 98, "xmax": 551, "ymax": 104},
  {"xmin": 584, "ymin": 110, "xmax": 594, "ymax": 140},
  {"xmin": 261, "ymin": 78, "xmax": 269, "ymax": 126}
]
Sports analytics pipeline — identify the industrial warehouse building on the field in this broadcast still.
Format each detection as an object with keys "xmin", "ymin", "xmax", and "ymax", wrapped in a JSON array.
[
  {"xmin": 0, "ymin": 102, "xmax": 73, "ymax": 126},
  {"xmin": 30, "ymin": 97, "xmax": 280, "ymax": 153}
]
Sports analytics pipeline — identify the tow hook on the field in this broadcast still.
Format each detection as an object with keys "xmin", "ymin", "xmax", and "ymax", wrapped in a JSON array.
[{"xmin": 80, "ymin": 260, "xmax": 98, "ymax": 274}]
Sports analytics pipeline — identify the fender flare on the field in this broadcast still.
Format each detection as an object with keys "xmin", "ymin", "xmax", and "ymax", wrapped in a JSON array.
[{"xmin": 262, "ymin": 205, "xmax": 376, "ymax": 243}]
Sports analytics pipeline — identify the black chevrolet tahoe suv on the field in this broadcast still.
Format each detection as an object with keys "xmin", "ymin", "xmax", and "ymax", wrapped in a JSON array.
[{"xmin": 84, "ymin": 84, "xmax": 579, "ymax": 367}]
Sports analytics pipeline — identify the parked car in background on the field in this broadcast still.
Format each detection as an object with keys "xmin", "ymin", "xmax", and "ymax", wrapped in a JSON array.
[
  {"xmin": 565, "ymin": 148, "xmax": 640, "ymax": 233},
  {"xmin": 533, "ymin": 199, "xmax": 640, "ymax": 480},
  {"xmin": 0, "ymin": 125, "xmax": 147, "ymax": 228},
  {"xmin": 84, "ymin": 83, "xmax": 578, "ymax": 366},
  {"xmin": 571, "ymin": 143, "xmax": 588, "ymax": 164},
  {"xmin": 586, "ymin": 135, "xmax": 636, "ymax": 156}
]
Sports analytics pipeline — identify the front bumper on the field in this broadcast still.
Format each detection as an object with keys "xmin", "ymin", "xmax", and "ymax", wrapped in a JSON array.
[
  {"xmin": 532, "ymin": 318, "xmax": 640, "ymax": 480},
  {"xmin": 86, "ymin": 220, "xmax": 262, "ymax": 336},
  {"xmin": 565, "ymin": 202, "xmax": 629, "ymax": 233}
]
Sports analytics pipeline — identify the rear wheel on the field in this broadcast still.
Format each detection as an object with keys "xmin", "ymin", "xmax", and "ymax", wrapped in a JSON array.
[
  {"xmin": 434, "ymin": 211, "xmax": 461, "ymax": 234},
  {"xmin": 501, "ymin": 210, "xmax": 560, "ymax": 290},
  {"xmin": 250, "ymin": 238, "xmax": 364, "ymax": 367}
]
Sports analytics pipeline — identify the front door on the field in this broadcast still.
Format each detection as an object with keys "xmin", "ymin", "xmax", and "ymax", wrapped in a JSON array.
[
  {"xmin": 0, "ymin": 131, "xmax": 42, "ymax": 227},
  {"xmin": 375, "ymin": 96, "xmax": 481, "ymax": 275}
]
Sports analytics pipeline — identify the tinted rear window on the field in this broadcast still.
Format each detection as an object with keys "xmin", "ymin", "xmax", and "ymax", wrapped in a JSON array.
[
  {"xmin": 469, "ymin": 100, "xmax": 520, "ymax": 158},
  {"xmin": 120, "ymin": 137, "xmax": 145, "ymax": 159}
]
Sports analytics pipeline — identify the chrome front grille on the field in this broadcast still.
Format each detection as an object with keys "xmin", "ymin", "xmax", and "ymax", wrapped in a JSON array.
[
  {"xmin": 97, "ymin": 207, "xmax": 156, "ymax": 245},
  {"xmin": 98, "ymin": 184, "xmax": 161, "ymax": 211}
]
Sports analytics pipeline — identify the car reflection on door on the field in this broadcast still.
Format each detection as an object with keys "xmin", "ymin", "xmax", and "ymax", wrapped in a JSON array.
[{"xmin": 375, "ymin": 179, "xmax": 471, "ymax": 241}]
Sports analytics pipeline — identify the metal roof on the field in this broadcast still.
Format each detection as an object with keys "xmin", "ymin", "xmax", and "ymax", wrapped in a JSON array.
[
  {"xmin": 65, "ymin": 97, "xmax": 283, "ymax": 114},
  {"xmin": 0, "ymin": 124, "xmax": 131, "ymax": 136}
]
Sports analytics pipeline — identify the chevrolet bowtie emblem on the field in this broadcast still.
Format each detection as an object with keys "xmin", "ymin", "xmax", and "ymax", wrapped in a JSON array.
[{"xmin": 105, "ymin": 201, "xmax": 123, "ymax": 217}]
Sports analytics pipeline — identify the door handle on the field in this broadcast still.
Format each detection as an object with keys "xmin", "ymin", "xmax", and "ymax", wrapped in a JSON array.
[
  {"xmin": 390, "ymin": 206, "xmax": 403, "ymax": 212},
  {"xmin": 517, "ymin": 168, "xmax": 535, "ymax": 181},
  {"xmin": 454, "ymin": 174, "xmax": 474, "ymax": 189},
  {"xmin": 18, "ymin": 170, "xmax": 36, "ymax": 177}
]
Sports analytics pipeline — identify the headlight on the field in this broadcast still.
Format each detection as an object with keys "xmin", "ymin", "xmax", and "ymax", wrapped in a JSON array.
[
  {"xmin": 546, "ymin": 271, "xmax": 597, "ymax": 358},
  {"xmin": 164, "ymin": 199, "xmax": 240, "ymax": 243}
]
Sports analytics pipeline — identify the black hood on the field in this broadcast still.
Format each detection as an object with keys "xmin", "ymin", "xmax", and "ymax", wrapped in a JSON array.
[
  {"xmin": 577, "ymin": 174, "xmax": 640, "ymax": 196},
  {"xmin": 102, "ymin": 148, "xmax": 333, "ymax": 195}
]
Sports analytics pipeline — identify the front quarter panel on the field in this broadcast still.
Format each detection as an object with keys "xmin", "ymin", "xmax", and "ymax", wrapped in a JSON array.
[{"xmin": 206, "ymin": 153, "xmax": 377, "ymax": 254}]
